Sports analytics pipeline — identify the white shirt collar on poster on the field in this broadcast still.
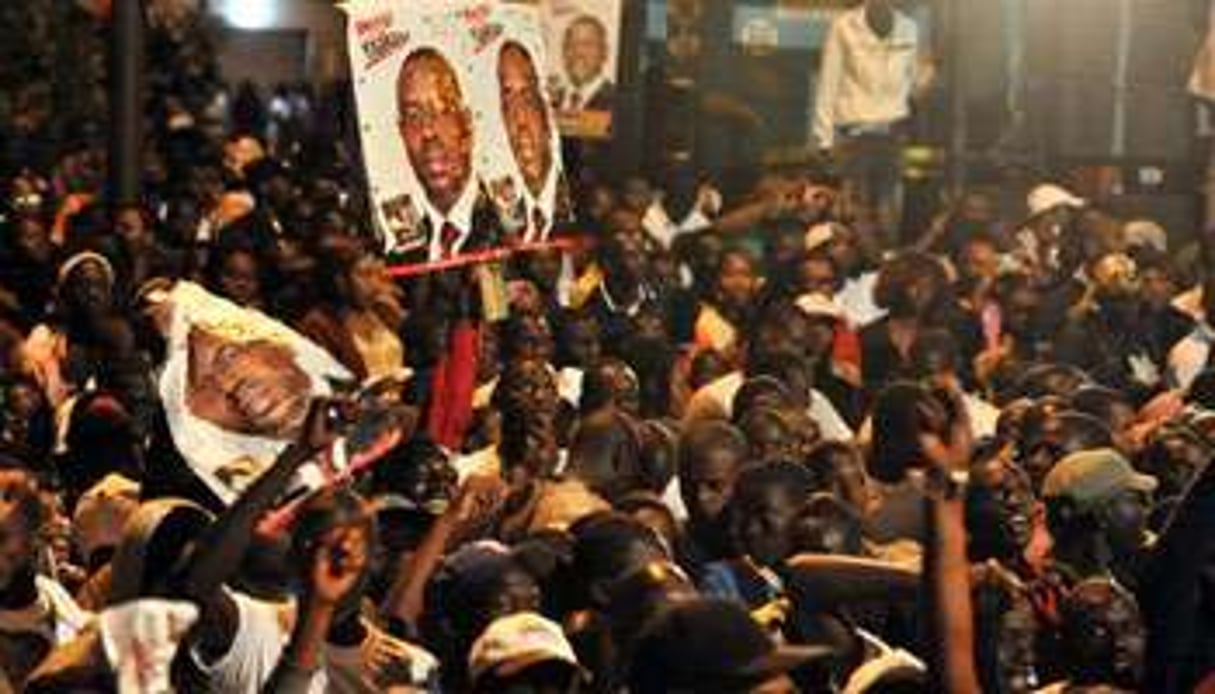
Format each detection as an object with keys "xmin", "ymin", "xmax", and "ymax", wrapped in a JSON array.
[
  {"xmin": 524, "ymin": 165, "xmax": 560, "ymax": 243},
  {"xmin": 563, "ymin": 72, "xmax": 609, "ymax": 111},
  {"xmin": 421, "ymin": 179, "xmax": 480, "ymax": 261}
]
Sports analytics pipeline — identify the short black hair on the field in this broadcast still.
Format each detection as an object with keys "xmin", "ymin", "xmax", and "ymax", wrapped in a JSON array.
[
  {"xmin": 677, "ymin": 420, "xmax": 748, "ymax": 476},
  {"xmin": 733, "ymin": 460, "xmax": 817, "ymax": 510}
]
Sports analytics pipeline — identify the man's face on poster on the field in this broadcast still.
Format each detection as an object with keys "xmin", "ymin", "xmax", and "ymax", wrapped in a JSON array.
[
  {"xmin": 499, "ymin": 43, "xmax": 553, "ymax": 198},
  {"xmin": 563, "ymin": 16, "xmax": 608, "ymax": 87},
  {"xmin": 397, "ymin": 50, "xmax": 474, "ymax": 215},
  {"xmin": 186, "ymin": 328, "xmax": 313, "ymax": 439}
]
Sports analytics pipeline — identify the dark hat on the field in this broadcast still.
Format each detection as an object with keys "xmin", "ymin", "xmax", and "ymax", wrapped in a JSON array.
[{"xmin": 630, "ymin": 599, "xmax": 832, "ymax": 693}]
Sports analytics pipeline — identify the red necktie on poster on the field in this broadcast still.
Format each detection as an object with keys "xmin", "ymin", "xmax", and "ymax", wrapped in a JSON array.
[
  {"xmin": 532, "ymin": 208, "xmax": 548, "ymax": 238},
  {"xmin": 440, "ymin": 222, "xmax": 462, "ymax": 259}
]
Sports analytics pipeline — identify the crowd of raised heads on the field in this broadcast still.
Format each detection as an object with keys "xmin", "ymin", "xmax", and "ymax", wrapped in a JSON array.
[{"xmin": 1, "ymin": 9, "xmax": 1215, "ymax": 694}]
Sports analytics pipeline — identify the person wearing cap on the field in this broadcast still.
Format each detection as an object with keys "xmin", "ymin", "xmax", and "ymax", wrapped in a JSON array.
[
  {"xmin": 629, "ymin": 598, "xmax": 832, "ymax": 693},
  {"xmin": 803, "ymin": 224, "xmax": 885, "ymax": 330},
  {"xmin": 19, "ymin": 250, "xmax": 155, "ymax": 435},
  {"xmin": 467, "ymin": 611, "xmax": 585, "ymax": 693},
  {"xmin": 1042, "ymin": 448, "xmax": 1157, "ymax": 590}
]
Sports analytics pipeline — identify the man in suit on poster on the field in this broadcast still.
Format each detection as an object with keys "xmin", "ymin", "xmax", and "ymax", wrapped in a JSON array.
[
  {"xmin": 556, "ymin": 14, "xmax": 615, "ymax": 112},
  {"xmin": 500, "ymin": 41, "xmax": 558, "ymax": 240},
  {"xmin": 396, "ymin": 47, "xmax": 493, "ymax": 261}
]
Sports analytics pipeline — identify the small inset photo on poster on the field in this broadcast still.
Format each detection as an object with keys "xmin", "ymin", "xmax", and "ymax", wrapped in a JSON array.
[{"xmin": 542, "ymin": 0, "xmax": 622, "ymax": 140}]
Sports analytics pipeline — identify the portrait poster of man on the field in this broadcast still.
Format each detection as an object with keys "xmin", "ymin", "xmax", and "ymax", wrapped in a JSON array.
[
  {"xmin": 155, "ymin": 281, "xmax": 352, "ymax": 504},
  {"xmin": 343, "ymin": 0, "xmax": 565, "ymax": 264},
  {"xmin": 474, "ymin": 3, "xmax": 563, "ymax": 242},
  {"xmin": 542, "ymin": 0, "xmax": 622, "ymax": 139}
]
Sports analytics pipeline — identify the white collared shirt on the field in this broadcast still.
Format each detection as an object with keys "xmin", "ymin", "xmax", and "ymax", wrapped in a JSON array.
[
  {"xmin": 524, "ymin": 167, "xmax": 559, "ymax": 243},
  {"xmin": 561, "ymin": 73, "xmax": 609, "ymax": 111},
  {"xmin": 421, "ymin": 181, "xmax": 479, "ymax": 261},
  {"xmin": 811, "ymin": 7, "xmax": 920, "ymax": 149}
]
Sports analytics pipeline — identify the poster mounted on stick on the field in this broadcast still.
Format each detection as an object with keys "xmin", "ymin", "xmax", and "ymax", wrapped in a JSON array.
[
  {"xmin": 542, "ymin": 0, "xmax": 622, "ymax": 139},
  {"xmin": 342, "ymin": 0, "xmax": 564, "ymax": 265}
]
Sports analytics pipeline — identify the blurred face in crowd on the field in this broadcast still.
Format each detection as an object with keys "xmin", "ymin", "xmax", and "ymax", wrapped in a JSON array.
[
  {"xmin": 803, "ymin": 315, "xmax": 837, "ymax": 362},
  {"xmin": 825, "ymin": 225, "xmax": 862, "ymax": 276},
  {"xmin": 797, "ymin": 180, "xmax": 838, "ymax": 224},
  {"xmin": 681, "ymin": 444, "xmax": 742, "ymax": 526},
  {"xmin": 1001, "ymin": 283, "xmax": 1041, "ymax": 343},
  {"xmin": 596, "ymin": 360, "xmax": 641, "ymax": 416},
  {"xmin": 959, "ymin": 237, "xmax": 1000, "ymax": 285},
  {"xmin": 500, "ymin": 43, "xmax": 554, "ymax": 198},
  {"xmin": 604, "ymin": 231, "xmax": 646, "ymax": 284},
  {"xmin": 799, "ymin": 255, "xmax": 837, "ymax": 297},
  {"xmin": 1101, "ymin": 488, "xmax": 1151, "ymax": 559},
  {"xmin": 563, "ymin": 16, "xmax": 608, "ymax": 88},
  {"xmin": 562, "ymin": 319, "xmax": 601, "ymax": 369},
  {"xmin": 969, "ymin": 456, "xmax": 1035, "ymax": 559},
  {"xmin": 487, "ymin": 566, "xmax": 543, "ymax": 623},
  {"xmin": 510, "ymin": 315, "xmax": 556, "ymax": 364},
  {"xmin": 218, "ymin": 249, "xmax": 262, "ymax": 308},
  {"xmin": 502, "ymin": 359, "xmax": 561, "ymax": 423},
  {"xmin": 223, "ymin": 135, "xmax": 264, "ymax": 175},
  {"xmin": 715, "ymin": 252, "xmax": 758, "ymax": 311},
  {"xmin": 15, "ymin": 216, "xmax": 52, "ymax": 264},
  {"xmin": 397, "ymin": 49, "xmax": 473, "ymax": 215},
  {"xmin": 64, "ymin": 259, "xmax": 113, "ymax": 317},
  {"xmin": 736, "ymin": 483, "xmax": 803, "ymax": 567},
  {"xmin": 402, "ymin": 448, "xmax": 459, "ymax": 514},
  {"xmin": 347, "ymin": 255, "xmax": 393, "ymax": 312},
  {"xmin": 115, "ymin": 207, "xmax": 149, "ymax": 248},
  {"xmin": 813, "ymin": 445, "xmax": 870, "ymax": 514},
  {"xmin": 1139, "ymin": 264, "xmax": 1176, "ymax": 311}
]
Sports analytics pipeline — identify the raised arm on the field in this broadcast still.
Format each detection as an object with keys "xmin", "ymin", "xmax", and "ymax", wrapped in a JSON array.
[{"xmin": 922, "ymin": 465, "xmax": 981, "ymax": 694}]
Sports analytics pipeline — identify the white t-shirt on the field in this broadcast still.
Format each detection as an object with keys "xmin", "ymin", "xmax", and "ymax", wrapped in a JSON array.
[
  {"xmin": 190, "ymin": 590, "xmax": 438, "ymax": 694},
  {"xmin": 0, "ymin": 575, "xmax": 92, "ymax": 687},
  {"xmin": 683, "ymin": 371, "xmax": 854, "ymax": 442}
]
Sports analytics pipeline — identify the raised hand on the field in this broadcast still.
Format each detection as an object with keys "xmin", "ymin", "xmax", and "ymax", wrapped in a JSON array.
[{"xmin": 309, "ymin": 525, "xmax": 369, "ymax": 607}]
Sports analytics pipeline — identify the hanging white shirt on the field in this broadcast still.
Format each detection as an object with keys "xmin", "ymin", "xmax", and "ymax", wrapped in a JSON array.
[{"xmin": 811, "ymin": 7, "xmax": 920, "ymax": 149}]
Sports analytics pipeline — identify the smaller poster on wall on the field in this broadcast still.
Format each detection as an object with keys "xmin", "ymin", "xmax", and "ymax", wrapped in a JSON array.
[{"xmin": 542, "ymin": 0, "xmax": 622, "ymax": 139}]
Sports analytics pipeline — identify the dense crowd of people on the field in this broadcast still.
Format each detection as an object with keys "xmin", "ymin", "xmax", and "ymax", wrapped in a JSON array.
[{"xmin": 1, "ymin": 4, "xmax": 1215, "ymax": 694}]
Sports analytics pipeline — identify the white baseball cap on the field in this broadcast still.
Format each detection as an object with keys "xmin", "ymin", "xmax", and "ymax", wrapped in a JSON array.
[
  {"xmin": 468, "ymin": 612, "xmax": 580, "ymax": 685},
  {"xmin": 1027, "ymin": 184, "xmax": 1086, "ymax": 218}
]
